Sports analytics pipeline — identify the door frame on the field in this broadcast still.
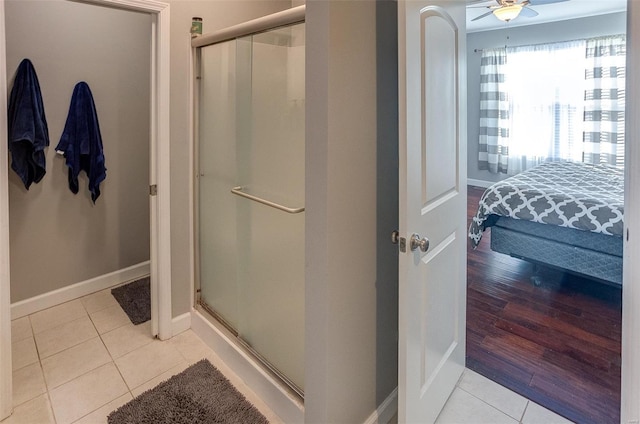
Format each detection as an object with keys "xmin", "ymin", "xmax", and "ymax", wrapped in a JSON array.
[
  {"xmin": 0, "ymin": 0, "xmax": 171, "ymax": 419},
  {"xmin": 622, "ymin": 1, "xmax": 640, "ymax": 422}
]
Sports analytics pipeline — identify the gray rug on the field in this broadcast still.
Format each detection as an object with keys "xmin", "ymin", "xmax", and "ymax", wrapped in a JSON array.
[
  {"xmin": 107, "ymin": 359, "xmax": 269, "ymax": 424},
  {"xmin": 111, "ymin": 277, "xmax": 150, "ymax": 325}
]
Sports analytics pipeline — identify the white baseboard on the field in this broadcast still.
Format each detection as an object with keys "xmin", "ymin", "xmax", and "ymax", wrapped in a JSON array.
[
  {"xmin": 11, "ymin": 261, "xmax": 150, "ymax": 319},
  {"xmin": 364, "ymin": 387, "xmax": 398, "ymax": 424},
  {"xmin": 171, "ymin": 312, "xmax": 191, "ymax": 336},
  {"xmin": 467, "ymin": 178, "xmax": 495, "ymax": 189},
  {"xmin": 191, "ymin": 309, "xmax": 304, "ymax": 424}
]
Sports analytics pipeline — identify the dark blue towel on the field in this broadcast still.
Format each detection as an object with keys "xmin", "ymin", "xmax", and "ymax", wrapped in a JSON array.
[
  {"xmin": 8, "ymin": 58, "xmax": 50, "ymax": 189},
  {"xmin": 56, "ymin": 82, "xmax": 106, "ymax": 203}
]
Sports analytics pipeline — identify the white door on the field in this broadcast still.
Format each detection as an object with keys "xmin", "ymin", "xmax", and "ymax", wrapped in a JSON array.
[{"xmin": 398, "ymin": 0, "xmax": 467, "ymax": 422}]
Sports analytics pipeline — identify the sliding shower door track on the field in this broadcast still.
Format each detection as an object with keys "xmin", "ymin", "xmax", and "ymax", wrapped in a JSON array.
[
  {"xmin": 198, "ymin": 301, "xmax": 239, "ymax": 337},
  {"xmin": 196, "ymin": 301, "xmax": 304, "ymax": 400},
  {"xmin": 235, "ymin": 336, "xmax": 304, "ymax": 399}
]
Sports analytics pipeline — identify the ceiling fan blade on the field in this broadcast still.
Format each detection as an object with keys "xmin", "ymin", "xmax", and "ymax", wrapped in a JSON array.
[
  {"xmin": 520, "ymin": 6, "xmax": 539, "ymax": 17},
  {"xmin": 471, "ymin": 10, "xmax": 495, "ymax": 21},
  {"xmin": 528, "ymin": 0, "xmax": 569, "ymax": 5}
]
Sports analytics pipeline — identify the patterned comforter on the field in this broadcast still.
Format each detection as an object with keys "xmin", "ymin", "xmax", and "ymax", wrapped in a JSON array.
[{"xmin": 468, "ymin": 161, "xmax": 624, "ymax": 248}]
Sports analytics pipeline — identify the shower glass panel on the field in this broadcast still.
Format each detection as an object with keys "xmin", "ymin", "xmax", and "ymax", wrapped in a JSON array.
[{"xmin": 198, "ymin": 22, "xmax": 305, "ymax": 392}]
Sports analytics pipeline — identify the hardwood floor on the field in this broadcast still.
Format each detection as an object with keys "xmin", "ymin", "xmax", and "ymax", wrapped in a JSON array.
[{"xmin": 466, "ymin": 185, "xmax": 622, "ymax": 424}]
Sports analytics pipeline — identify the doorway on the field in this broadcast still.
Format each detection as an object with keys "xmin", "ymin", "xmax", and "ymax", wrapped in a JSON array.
[
  {"xmin": 0, "ymin": 0, "xmax": 171, "ymax": 419},
  {"xmin": 464, "ymin": 8, "xmax": 627, "ymax": 424}
]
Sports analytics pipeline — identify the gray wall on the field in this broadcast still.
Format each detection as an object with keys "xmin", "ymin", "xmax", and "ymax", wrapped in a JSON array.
[
  {"xmin": 374, "ymin": 0, "xmax": 399, "ymax": 411},
  {"xmin": 6, "ymin": 1, "xmax": 152, "ymax": 302},
  {"xmin": 166, "ymin": 0, "xmax": 293, "ymax": 318},
  {"xmin": 467, "ymin": 12, "xmax": 627, "ymax": 185},
  {"xmin": 305, "ymin": 1, "xmax": 398, "ymax": 421},
  {"xmin": 5, "ymin": 0, "xmax": 294, "ymax": 312}
]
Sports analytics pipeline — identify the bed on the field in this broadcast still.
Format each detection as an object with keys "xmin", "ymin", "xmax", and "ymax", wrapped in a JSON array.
[{"xmin": 468, "ymin": 161, "xmax": 624, "ymax": 286}]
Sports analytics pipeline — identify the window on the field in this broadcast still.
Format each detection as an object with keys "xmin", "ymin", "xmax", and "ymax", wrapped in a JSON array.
[{"xmin": 478, "ymin": 35, "xmax": 626, "ymax": 175}]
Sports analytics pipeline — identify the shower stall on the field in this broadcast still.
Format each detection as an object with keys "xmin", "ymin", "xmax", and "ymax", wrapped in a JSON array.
[{"xmin": 194, "ymin": 8, "xmax": 305, "ymax": 396}]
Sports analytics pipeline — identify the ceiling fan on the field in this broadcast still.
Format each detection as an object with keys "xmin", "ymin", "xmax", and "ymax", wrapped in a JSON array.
[{"xmin": 470, "ymin": 0, "xmax": 569, "ymax": 23}]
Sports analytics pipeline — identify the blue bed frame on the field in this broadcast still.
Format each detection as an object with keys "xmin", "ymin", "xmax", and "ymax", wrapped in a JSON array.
[{"xmin": 488, "ymin": 216, "xmax": 623, "ymax": 286}]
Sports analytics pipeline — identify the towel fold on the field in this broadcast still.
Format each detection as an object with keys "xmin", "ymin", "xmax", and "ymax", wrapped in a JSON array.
[
  {"xmin": 8, "ymin": 58, "xmax": 50, "ymax": 189},
  {"xmin": 56, "ymin": 82, "xmax": 106, "ymax": 203}
]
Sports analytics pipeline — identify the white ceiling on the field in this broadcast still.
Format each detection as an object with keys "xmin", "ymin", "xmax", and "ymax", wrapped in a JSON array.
[{"xmin": 466, "ymin": 0, "xmax": 627, "ymax": 33}]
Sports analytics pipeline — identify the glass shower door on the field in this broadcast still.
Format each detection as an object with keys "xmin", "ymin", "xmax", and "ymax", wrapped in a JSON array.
[
  {"xmin": 198, "ymin": 22, "xmax": 305, "ymax": 393},
  {"xmin": 198, "ymin": 39, "xmax": 240, "ymax": 330}
]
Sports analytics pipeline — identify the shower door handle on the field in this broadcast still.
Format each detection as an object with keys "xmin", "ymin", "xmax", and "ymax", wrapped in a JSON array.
[{"xmin": 231, "ymin": 186, "xmax": 305, "ymax": 214}]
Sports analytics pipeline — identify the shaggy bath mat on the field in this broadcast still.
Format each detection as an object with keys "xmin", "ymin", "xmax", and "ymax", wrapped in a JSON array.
[
  {"xmin": 111, "ymin": 277, "xmax": 150, "ymax": 325},
  {"xmin": 107, "ymin": 359, "xmax": 269, "ymax": 424}
]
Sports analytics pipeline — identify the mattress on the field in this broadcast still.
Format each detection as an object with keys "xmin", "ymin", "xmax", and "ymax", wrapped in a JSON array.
[{"xmin": 469, "ymin": 161, "xmax": 624, "ymax": 248}]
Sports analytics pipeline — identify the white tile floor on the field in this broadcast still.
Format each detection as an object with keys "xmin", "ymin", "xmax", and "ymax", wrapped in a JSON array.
[
  {"xmin": 3, "ymin": 288, "xmax": 283, "ymax": 424},
  {"xmin": 4, "ymin": 288, "xmax": 574, "ymax": 424},
  {"xmin": 435, "ymin": 369, "xmax": 574, "ymax": 424}
]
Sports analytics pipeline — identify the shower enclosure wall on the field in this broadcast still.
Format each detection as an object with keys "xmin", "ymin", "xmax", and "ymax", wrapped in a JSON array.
[{"xmin": 195, "ymin": 18, "xmax": 305, "ymax": 394}]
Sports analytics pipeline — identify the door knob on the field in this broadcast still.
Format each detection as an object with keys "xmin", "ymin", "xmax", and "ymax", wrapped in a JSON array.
[
  {"xmin": 391, "ymin": 230, "xmax": 400, "ymax": 244},
  {"xmin": 410, "ymin": 233, "xmax": 429, "ymax": 252}
]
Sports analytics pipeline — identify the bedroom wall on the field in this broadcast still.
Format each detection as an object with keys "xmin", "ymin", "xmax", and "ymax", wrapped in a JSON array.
[
  {"xmin": 6, "ymin": 1, "xmax": 152, "ymax": 302},
  {"xmin": 467, "ymin": 11, "xmax": 627, "ymax": 186}
]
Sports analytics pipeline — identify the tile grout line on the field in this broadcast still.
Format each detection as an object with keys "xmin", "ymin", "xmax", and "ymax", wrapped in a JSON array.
[
  {"xmin": 33, "ymin": 315, "xmax": 96, "ymax": 361},
  {"xmin": 46, "ymin": 389, "xmax": 58, "ymax": 424},
  {"xmin": 41, "ymin": 294, "xmax": 124, "ymax": 423},
  {"xmin": 92, "ymin": 293, "xmax": 186, "ymax": 398},
  {"xmin": 31, "ymin": 312, "xmax": 58, "ymax": 424},
  {"xmin": 70, "ymin": 295, "xmax": 135, "ymax": 421},
  {"xmin": 520, "ymin": 400, "xmax": 530, "ymax": 423},
  {"xmin": 10, "ymin": 292, "xmax": 124, "ymax": 423},
  {"xmin": 456, "ymin": 384, "xmax": 523, "ymax": 422},
  {"xmin": 15, "ymin": 291, "xmax": 210, "ymax": 424},
  {"xmin": 63, "ymin": 295, "xmax": 128, "ymax": 424},
  {"xmin": 63, "ymin": 292, "xmax": 133, "ymax": 423}
]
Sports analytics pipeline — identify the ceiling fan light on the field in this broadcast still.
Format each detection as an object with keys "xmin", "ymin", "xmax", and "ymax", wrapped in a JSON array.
[{"xmin": 493, "ymin": 5, "xmax": 523, "ymax": 22}]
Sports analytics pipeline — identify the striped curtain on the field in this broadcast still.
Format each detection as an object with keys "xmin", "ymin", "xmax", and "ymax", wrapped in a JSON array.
[
  {"xmin": 478, "ymin": 48, "xmax": 510, "ymax": 174},
  {"xmin": 583, "ymin": 35, "xmax": 626, "ymax": 168}
]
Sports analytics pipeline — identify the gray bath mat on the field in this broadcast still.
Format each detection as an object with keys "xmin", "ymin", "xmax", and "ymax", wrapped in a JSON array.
[
  {"xmin": 111, "ymin": 277, "xmax": 150, "ymax": 325},
  {"xmin": 107, "ymin": 359, "xmax": 269, "ymax": 424}
]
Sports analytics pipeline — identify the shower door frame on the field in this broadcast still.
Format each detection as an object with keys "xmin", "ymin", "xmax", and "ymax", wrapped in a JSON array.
[
  {"xmin": 191, "ymin": 5, "xmax": 306, "ymax": 398},
  {"xmin": 0, "ymin": 0, "xmax": 172, "ymax": 419}
]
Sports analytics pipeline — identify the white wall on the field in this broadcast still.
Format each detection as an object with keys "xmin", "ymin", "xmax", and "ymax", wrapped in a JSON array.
[
  {"xmin": 467, "ymin": 12, "xmax": 627, "ymax": 185},
  {"xmin": 6, "ymin": 0, "xmax": 151, "ymax": 302}
]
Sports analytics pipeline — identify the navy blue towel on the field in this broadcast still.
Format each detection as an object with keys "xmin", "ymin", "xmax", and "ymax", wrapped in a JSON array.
[
  {"xmin": 8, "ymin": 58, "xmax": 50, "ymax": 189},
  {"xmin": 56, "ymin": 82, "xmax": 106, "ymax": 203}
]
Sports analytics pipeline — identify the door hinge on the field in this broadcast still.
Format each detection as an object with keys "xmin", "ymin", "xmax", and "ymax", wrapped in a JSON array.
[{"xmin": 149, "ymin": 184, "xmax": 158, "ymax": 196}]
